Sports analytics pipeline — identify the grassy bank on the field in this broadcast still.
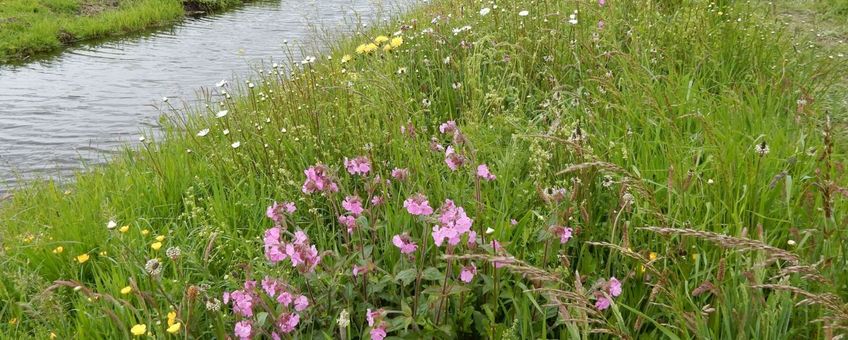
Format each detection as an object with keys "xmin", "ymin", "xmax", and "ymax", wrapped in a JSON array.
[
  {"xmin": 1, "ymin": 0, "xmax": 847, "ymax": 338},
  {"xmin": 0, "ymin": 0, "xmax": 248, "ymax": 63}
]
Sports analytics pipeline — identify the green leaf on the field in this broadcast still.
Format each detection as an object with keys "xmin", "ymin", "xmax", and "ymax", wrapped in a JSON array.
[
  {"xmin": 422, "ymin": 267, "xmax": 443, "ymax": 281},
  {"xmin": 395, "ymin": 268, "xmax": 418, "ymax": 286}
]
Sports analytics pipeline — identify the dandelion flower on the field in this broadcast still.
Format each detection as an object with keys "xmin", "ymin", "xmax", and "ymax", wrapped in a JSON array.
[
  {"xmin": 355, "ymin": 44, "xmax": 367, "ymax": 54},
  {"xmin": 374, "ymin": 35, "xmax": 389, "ymax": 45},
  {"xmin": 363, "ymin": 43, "xmax": 379, "ymax": 53},
  {"xmin": 130, "ymin": 324, "xmax": 147, "ymax": 336},
  {"xmin": 389, "ymin": 36, "xmax": 403, "ymax": 48},
  {"xmin": 341, "ymin": 54, "xmax": 352, "ymax": 63},
  {"xmin": 76, "ymin": 254, "xmax": 90, "ymax": 264}
]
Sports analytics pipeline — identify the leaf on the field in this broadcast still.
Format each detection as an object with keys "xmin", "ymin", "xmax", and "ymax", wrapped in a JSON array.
[
  {"xmin": 256, "ymin": 312, "xmax": 269, "ymax": 327},
  {"xmin": 395, "ymin": 268, "xmax": 418, "ymax": 286},
  {"xmin": 422, "ymin": 267, "xmax": 443, "ymax": 281}
]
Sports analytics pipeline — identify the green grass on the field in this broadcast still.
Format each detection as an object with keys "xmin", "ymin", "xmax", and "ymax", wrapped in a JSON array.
[
  {"xmin": 0, "ymin": 0, "xmax": 248, "ymax": 63},
  {"xmin": 1, "ymin": 0, "xmax": 847, "ymax": 338}
]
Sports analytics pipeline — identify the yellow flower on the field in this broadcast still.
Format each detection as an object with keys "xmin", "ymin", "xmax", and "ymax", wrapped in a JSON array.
[
  {"xmin": 355, "ymin": 44, "xmax": 367, "ymax": 54},
  {"xmin": 52, "ymin": 246, "xmax": 64, "ymax": 254},
  {"xmin": 141, "ymin": 229, "xmax": 150, "ymax": 236},
  {"xmin": 99, "ymin": 251, "xmax": 108, "ymax": 256},
  {"xmin": 167, "ymin": 311, "xmax": 177, "ymax": 326},
  {"xmin": 76, "ymin": 254, "xmax": 90, "ymax": 264},
  {"xmin": 648, "ymin": 252, "xmax": 658, "ymax": 261},
  {"xmin": 363, "ymin": 43, "xmax": 378, "ymax": 54},
  {"xmin": 390, "ymin": 36, "xmax": 403, "ymax": 48},
  {"xmin": 382, "ymin": 44, "xmax": 393, "ymax": 52},
  {"xmin": 50, "ymin": 332, "xmax": 57, "ymax": 339},
  {"xmin": 130, "ymin": 324, "xmax": 147, "ymax": 336},
  {"xmin": 151, "ymin": 242, "xmax": 162, "ymax": 250},
  {"xmin": 155, "ymin": 235, "xmax": 165, "ymax": 242},
  {"xmin": 166, "ymin": 322, "xmax": 181, "ymax": 334},
  {"xmin": 8, "ymin": 318, "xmax": 17, "ymax": 325},
  {"xmin": 639, "ymin": 264, "xmax": 646, "ymax": 273},
  {"xmin": 120, "ymin": 286, "xmax": 132, "ymax": 295},
  {"xmin": 340, "ymin": 54, "xmax": 352, "ymax": 63},
  {"xmin": 119, "ymin": 225, "xmax": 130, "ymax": 233},
  {"xmin": 374, "ymin": 35, "xmax": 389, "ymax": 45},
  {"xmin": 691, "ymin": 253, "xmax": 699, "ymax": 261}
]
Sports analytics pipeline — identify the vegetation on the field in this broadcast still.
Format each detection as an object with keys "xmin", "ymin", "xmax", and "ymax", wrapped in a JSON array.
[
  {"xmin": 1, "ymin": 0, "xmax": 846, "ymax": 338},
  {"xmin": 0, "ymin": 0, "xmax": 248, "ymax": 63}
]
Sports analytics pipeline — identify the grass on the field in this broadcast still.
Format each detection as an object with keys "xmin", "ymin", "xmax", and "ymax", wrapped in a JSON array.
[
  {"xmin": 1, "ymin": 0, "xmax": 847, "ymax": 338},
  {"xmin": 0, "ymin": 0, "xmax": 248, "ymax": 63}
]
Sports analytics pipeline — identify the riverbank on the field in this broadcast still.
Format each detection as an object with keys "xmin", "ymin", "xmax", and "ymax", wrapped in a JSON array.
[
  {"xmin": 1, "ymin": 0, "xmax": 846, "ymax": 338},
  {"xmin": 0, "ymin": 0, "xmax": 249, "ymax": 63}
]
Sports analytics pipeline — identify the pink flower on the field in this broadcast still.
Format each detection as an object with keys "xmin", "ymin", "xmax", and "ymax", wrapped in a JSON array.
[
  {"xmin": 510, "ymin": 219, "xmax": 518, "ymax": 226},
  {"xmin": 392, "ymin": 234, "xmax": 418, "ymax": 254},
  {"xmin": 266, "ymin": 201, "xmax": 296, "ymax": 224},
  {"xmin": 261, "ymin": 276, "xmax": 279, "ymax": 298},
  {"xmin": 609, "ymin": 277, "xmax": 622, "ymax": 297},
  {"xmin": 302, "ymin": 164, "xmax": 339, "ymax": 194},
  {"xmin": 460, "ymin": 263, "xmax": 477, "ymax": 283},
  {"xmin": 230, "ymin": 290, "xmax": 255, "ymax": 317},
  {"xmin": 294, "ymin": 295, "xmax": 309, "ymax": 311},
  {"xmin": 344, "ymin": 156, "xmax": 371, "ymax": 176},
  {"xmin": 430, "ymin": 138, "xmax": 445, "ymax": 152},
  {"xmin": 264, "ymin": 227, "xmax": 287, "ymax": 263},
  {"xmin": 277, "ymin": 312, "xmax": 300, "ymax": 334},
  {"xmin": 366, "ymin": 309, "xmax": 383, "ymax": 326},
  {"xmin": 283, "ymin": 230, "xmax": 321, "ymax": 273},
  {"xmin": 339, "ymin": 215, "xmax": 357, "ymax": 234},
  {"xmin": 439, "ymin": 120, "xmax": 458, "ymax": 134},
  {"xmin": 370, "ymin": 325, "xmax": 387, "ymax": 340},
  {"xmin": 342, "ymin": 196, "xmax": 365, "ymax": 216},
  {"xmin": 466, "ymin": 230, "xmax": 478, "ymax": 249},
  {"xmin": 391, "ymin": 168, "xmax": 409, "ymax": 180},
  {"xmin": 598, "ymin": 20, "xmax": 605, "ymax": 30},
  {"xmin": 444, "ymin": 146, "xmax": 466, "ymax": 171},
  {"xmin": 352, "ymin": 264, "xmax": 368, "ymax": 277},
  {"xmin": 277, "ymin": 291, "xmax": 293, "ymax": 306},
  {"xmin": 476, "ymin": 164, "xmax": 496, "ymax": 181},
  {"xmin": 404, "ymin": 193, "xmax": 434, "ymax": 215},
  {"xmin": 595, "ymin": 296, "xmax": 611, "ymax": 310},
  {"xmin": 551, "ymin": 225, "xmax": 573, "ymax": 244},
  {"xmin": 371, "ymin": 195, "xmax": 384, "ymax": 206},
  {"xmin": 431, "ymin": 200, "xmax": 473, "ymax": 247},
  {"xmin": 234, "ymin": 320, "xmax": 252, "ymax": 339}
]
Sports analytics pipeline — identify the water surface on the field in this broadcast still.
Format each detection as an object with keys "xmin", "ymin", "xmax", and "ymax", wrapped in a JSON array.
[{"xmin": 0, "ymin": 0, "xmax": 402, "ymax": 191}]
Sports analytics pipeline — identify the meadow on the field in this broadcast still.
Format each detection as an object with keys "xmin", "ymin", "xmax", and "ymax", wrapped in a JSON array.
[
  {"xmin": 1, "ymin": 0, "xmax": 847, "ymax": 338},
  {"xmin": 0, "ymin": 0, "xmax": 248, "ymax": 63}
]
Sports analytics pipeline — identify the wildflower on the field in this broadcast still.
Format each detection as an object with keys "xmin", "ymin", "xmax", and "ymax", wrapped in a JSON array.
[
  {"xmin": 787, "ymin": 239, "xmax": 797, "ymax": 246},
  {"xmin": 229, "ymin": 289, "xmax": 255, "ymax": 317},
  {"xmin": 352, "ymin": 264, "xmax": 369, "ymax": 277},
  {"xmin": 392, "ymin": 234, "xmax": 418, "ymax": 254},
  {"xmin": 391, "ymin": 168, "xmax": 409, "ymax": 180},
  {"xmin": 155, "ymin": 235, "xmax": 165, "ymax": 242},
  {"xmin": 422, "ymin": 98, "xmax": 431, "ymax": 107},
  {"xmin": 144, "ymin": 259, "xmax": 161, "ymax": 276},
  {"xmin": 130, "ymin": 324, "xmax": 147, "ymax": 336},
  {"xmin": 370, "ymin": 325, "xmax": 387, "ymax": 340},
  {"xmin": 167, "ymin": 311, "xmax": 177, "ymax": 326},
  {"xmin": 599, "ymin": 0, "xmax": 605, "ymax": 5},
  {"xmin": 432, "ymin": 200, "xmax": 473, "ymax": 247},
  {"xmin": 568, "ymin": 12, "xmax": 578, "ymax": 25},
  {"xmin": 119, "ymin": 225, "xmax": 130, "ymax": 233},
  {"xmin": 355, "ymin": 44, "xmax": 367, "ymax": 54},
  {"xmin": 234, "ymin": 320, "xmax": 252, "ymax": 339},
  {"xmin": 452, "ymin": 82, "xmax": 462, "ymax": 90},
  {"xmin": 374, "ymin": 35, "xmax": 389, "ymax": 45},
  {"xmin": 518, "ymin": 10, "xmax": 529, "ymax": 16},
  {"xmin": 371, "ymin": 196, "xmax": 384, "ymax": 206},
  {"xmin": 363, "ymin": 43, "xmax": 379, "ymax": 53},
  {"xmin": 439, "ymin": 120, "xmax": 458, "ymax": 134},
  {"xmin": 284, "ymin": 231, "xmax": 322, "ymax": 273},
  {"xmin": 342, "ymin": 196, "xmax": 365, "ymax": 216},
  {"xmin": 151, "ymin": 242, "xmax": 162, "ymax": 250},
  {"xmin": 339, "ymin": 215, "xmax": 357, "ymax": 234},
  {"xmin": 166, "ymin": 247, "xmax": 181, "ymax": 260},
  {"xmin": 337, "ymin": 309, "xmax": 350, "ymax": 328},
  {"xmin": 231, "ymin": 141, "xmax": 241, "ymax": 149},
  {"xmin": 341, "ymin": 54, "xmax": 352, "ymax": 63},
  {"xmin": 382, "ymin": 44, "xmax": 393, "ymax": 52},
  {"xmin": 264, "ymin": 227, "xmax": 287, "ymax": 263},
  {"xmin": 52, "ymin": 246, "xmax": 64, "ymax": 254},
  {"xmin": 389, "ymin": 36, "xmax": 403, "ymax": 48},
  {"xmin": 302, "ymin": 164, "xmax": 339, "ymax": 194},
  {"xmin": 167, "ymin": 322, "xmax": 181, "ymax": 334},
  {"xmin": 444, "ymin": 146, "xmax": 466, "ymax": 171},
  {"xmin": 511, "ymin": 219, "xmax": 518, "ymax": 226},
  {"xmin": 216, "ymin": 110, "xmax": 228, "ymax": 118},
  {"xmin": 609, "ymin": 277, "xmax": 622, "ymax": 297},
  {"xmin": 107, "ymin": 220, "xmax": 117, "ymax": 230},
  {"xmin": 121, "ymin": 286, "xmax": 132, "ymax": 295},
  {"xmin": 594, "ymin": 295, "xmax": 611, "ymax": 310},
  {"xmin": 266, "ymin": 201, "xmax": 296, "ymax": 224},
  {"xmin": 404, "ymin": 194, "xmax": 434, "ymax": 215},
  {"xmin": 294, "ymin": 295, "xmax": 309, "ymax": 311},
  {"xmin": 649, "ymin": 252, "xmax": 658, "ymax": 261},
  {"xmin": 277, "ymin": 291, "xmax": 293, "ymax": 306},
  {"xmin": 755, "ymin": 140, "xmax": 770, "ymax": 156},
  {"xmin": 550, "ymin": 225, "xmax": 573, "ymax": 244},
  {"xmin": 366, "ymin": 309, "xmax": 383, "ymax": 326},
  {"xmin": 76, "ymin": 254, "xmax": 90, "ymax": 264},
  {"xmin": 485, "ymin": 227, "xmax": 495, "ymax": 235},
  {"xmin": 396, "ymin": 67, "xmax": 408, "ymax": 74},
  {"xmin": 476, "ymin": 164, "xmax": 496, "ymax": 181},
  {"xmin": 344, "ymin": 156, "xmax": 371, "ymax": 176},
  {"xmin": 460, "ymin": 263, "xmax": 477, "ymax": 283},
  {"xmin": 206, "ymin": 298, "xmax": 222, "ymax": 311},
  {"xmin": 277, "ymin": 312, "xmax": 300, "ymax": 333},
  {"xmin": 480, "ymin": 7, "xmax": 491, "ymax": 16}
]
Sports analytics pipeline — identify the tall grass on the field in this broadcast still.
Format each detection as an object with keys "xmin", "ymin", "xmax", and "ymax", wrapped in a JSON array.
[{"xmin": 1, "ymin": 0, "xmax": 846, "ymax": 338}]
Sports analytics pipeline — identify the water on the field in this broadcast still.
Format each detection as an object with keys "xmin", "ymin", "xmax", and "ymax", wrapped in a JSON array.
[{"xmin": 0, "ymin": 0, "xmax": 403, "ymax": 191}]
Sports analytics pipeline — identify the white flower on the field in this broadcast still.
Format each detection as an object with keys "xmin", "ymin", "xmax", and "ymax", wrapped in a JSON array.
[
  {"xmin": 197, "ymin": 129, "xmax": 210, "ymax": 137},
  {"xmin": 480, "ymin": 7, "xmax": 491, "ymax": 16},
  {"xmin": 216, "ymin": 110, "xmax": 228, "ymax": 118},
  {"xmin": 301, "ymin": 56, "xmax": 316, "ymax": 65},
  {"xmin": 518, "ymin": 10, "xmax": 529, "ymax": 17},
  {"xmin": 223, "ymin": 129, "xmax": 230, "ymax": 135},
  {"xmin": 568, "ymin": 13, "xmax": 578, "ymax": 25},
  {"xmin": 106, "ymin": 220, "xmax": 117, "ymax": 230},
  {"xmin": 216, "ymin": 79, "xmax": 228, "ymax": 87},
  {"xmin": 337, "ymin": 309, "xmax": 350, "ymax": 328},
  {"xmin": 231, "ymin": 141, "xmax": 241, "ymax": 149},
  {"xmin": 139, "ymin": 136, "xmax": 146, "ymax": 142},
  {"xmin": 248, "ymin": 82, "xmax": 255, "ymax": 89},
  {"xmin": 162, "ymin": 97, "xmax": 169, "ymax": 103},
  {"xmin": 485, "ymin": 227, "xmax": 495, "ymax": 235},
  {"xmin": 787, "ymin": 240, "xmax": 797, "ymax": 246}
]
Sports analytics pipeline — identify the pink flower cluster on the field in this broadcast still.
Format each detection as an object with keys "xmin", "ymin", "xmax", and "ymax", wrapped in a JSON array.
[
  {"xmin": 550, "ymin": 225, "xmax": 573, "ymax": 244},
  {"xmin": 431, "ymin": 199, "xmax": 473, "ymax": 247},
  {"xmin": 392, "ymin": 233, "xmax": 418, "ymax": 254},
  {"xmin": 338, "ymin": 215, "xmax": 357, "ymax": 234},
  {"xmin": 264, "ymin": 228, "xmax": 321, "ymax": 273},
  {"xmin": 302, "ymin": 164, "xmax": 339, "ymax": 194},
  {"xmin": 476, "ymin": 164, "xmax": 496, "ymax": 181},
  {"xmin": 594, "ymin": 277, "xmax": 622, "ymax": 310},
  {"xmin": 344, "ymin": 156, "xmax": 371, "ymax": 176},
  {"xmin": 403, "ymin": 193, "xmax": 434, "ymax": 215},
  {"xmin": 266, "ymin": 201, "xmax": 296, "ymax": 225},
  {"xmin": 444, "ymin": 146, "xmax": 466, "ymax": 171},
  {"xmin": 342, "ymin": 195, "xmax": 364, "ymax": 216},
  {"xmin": 460, "ymin": 263, "xmax": 477, "ymax": 283},
  {"xmin": 224, "ymin": 277, "xmax": 310, "ymax": 339},
  {"xmin": 367, "ymin": 308, "xmax": 388, "ymax": 340}
]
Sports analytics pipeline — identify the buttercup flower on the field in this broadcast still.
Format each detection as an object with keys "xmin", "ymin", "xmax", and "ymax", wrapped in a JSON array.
[{"xmin": 130, "ymin": 324, "xmax": 146, "ymax": 336}]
